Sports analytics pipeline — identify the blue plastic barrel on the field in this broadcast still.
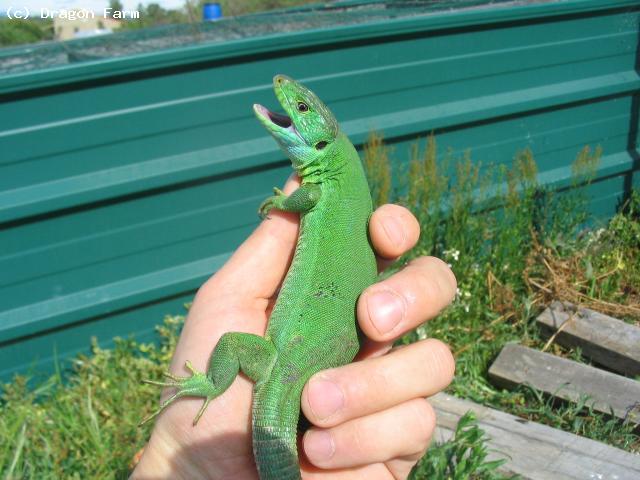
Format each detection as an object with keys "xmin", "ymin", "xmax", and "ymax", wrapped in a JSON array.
[{"xmin": 203, "ymin": 2, "xmax": 222, "ymax": 21}]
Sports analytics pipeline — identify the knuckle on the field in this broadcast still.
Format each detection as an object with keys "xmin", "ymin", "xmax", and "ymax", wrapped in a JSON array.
[
  {"xmin": 368, "ymin": 362, "xmax": 395, "ymax": 400},
  {"xmin": 431, "ymin": 257, "xmax": 458, "ymax": 301},
  {"xmin": 426, "ymin": 339, "xmax": 456, "ymax": 383},
  {"xmin": 412, "ymin": 257, "xmax": 457, "ymax": 305},
  {"xmin": 350, "ymin": 419, "xmax": 373, "ymax": 458},
  {"xmin": 415, "ymin": 271, "xmax": 446, "ymax": 309},
  {"xmin": 410, "ymin": 399, "xmax": 436, "ymax": 449}
]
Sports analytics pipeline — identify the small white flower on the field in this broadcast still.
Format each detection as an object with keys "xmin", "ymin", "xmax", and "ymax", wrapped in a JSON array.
[
  {"xmin": 416, "ymin": 324, "xmax": 429, "ymax": 340},
  {"xmin": 443, "ymin": 248, "xmax": 460, "ymax": 262}
]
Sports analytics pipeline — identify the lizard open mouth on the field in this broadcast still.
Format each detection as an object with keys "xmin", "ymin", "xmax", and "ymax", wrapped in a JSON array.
[
  {"xmin": 266, "ymin": 109, "xmax": 292, "ymax": 128},
  {"xmin": 254, "ymin": 104, "xmax": 291, "ymax": 127},
  {"xmin": 254, "ymin": 103, "xmax": 301, "ymax": 141}
]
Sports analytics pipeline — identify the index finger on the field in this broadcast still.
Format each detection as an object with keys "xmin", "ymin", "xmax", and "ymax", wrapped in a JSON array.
[{"xmin": 201, "ymin": 175, "xmax": 301, "ymax": 305}]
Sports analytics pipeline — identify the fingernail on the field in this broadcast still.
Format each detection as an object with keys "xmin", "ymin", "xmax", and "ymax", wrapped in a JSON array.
[
  {"xmin": 382, "ymin": 215, "xmax": 405, "ymax": 248},
  {"xmin": 305, "ymin": 430, "xmax": 335, "ymax": 462},
  {"xmin": 308, "ymin": 377, "xmax": 344, "ymax": 420},
  {"xmin": 367, "ymin": 290, "xmax": 404, "ymax": 335}
]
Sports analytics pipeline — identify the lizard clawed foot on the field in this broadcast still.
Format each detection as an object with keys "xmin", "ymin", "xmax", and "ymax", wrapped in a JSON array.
[
  {"xmin": 258, "ymin": 187, "xmax": 287, "ymax": 218},
  {"xmin": 139, "ymin": 360, "xmax": 218, "ymax": 427}
]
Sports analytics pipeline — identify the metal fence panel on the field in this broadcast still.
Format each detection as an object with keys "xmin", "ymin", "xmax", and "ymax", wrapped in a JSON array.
[{"xmin": 0, "ymin": 0, "xmax": 638, "ymax": 380}]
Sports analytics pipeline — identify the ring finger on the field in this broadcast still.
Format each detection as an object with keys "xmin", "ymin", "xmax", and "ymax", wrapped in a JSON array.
[{"xmin": 301, "ymin": 339, "xmax": 454, "ymax": 429}]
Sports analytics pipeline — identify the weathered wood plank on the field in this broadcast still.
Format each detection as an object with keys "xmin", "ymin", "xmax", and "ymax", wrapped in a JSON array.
[
  {"xmin": 431, "ymin": 393, "xmax": 640, "ymax": 480},
  {"xmin": 537, "ymin": 301, "xmax": 640, "ymax": 376},
  {"xmin": 488, "ymin": 343, "xmax": 640, "ymax": 424}
]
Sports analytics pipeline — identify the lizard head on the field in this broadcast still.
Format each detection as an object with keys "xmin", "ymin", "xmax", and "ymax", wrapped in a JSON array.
[{"xmin": 253, "ymin": 75, "xmax": 339, "ymax": 175}]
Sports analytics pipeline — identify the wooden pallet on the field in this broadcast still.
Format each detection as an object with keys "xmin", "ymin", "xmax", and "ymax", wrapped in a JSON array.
[
  {"xmin": 432, "ymin": 393, "xmax": 640, "ymax": 480},
  {"xmin": 537, "ymin": 301, "xmax": 640, "ymax": 376},
  {"xmin": 488, "ymin": 343, "xmax": 640, "ymax": 424},
  {"xmin": 487, "ymin": 302, "xmax": 640, "ymax": 425}
]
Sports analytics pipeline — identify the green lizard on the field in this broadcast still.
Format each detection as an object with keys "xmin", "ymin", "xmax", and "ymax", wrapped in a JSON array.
[{"xmin": 141, "ymin": 75, "xmax": 377, "ymax": 479}]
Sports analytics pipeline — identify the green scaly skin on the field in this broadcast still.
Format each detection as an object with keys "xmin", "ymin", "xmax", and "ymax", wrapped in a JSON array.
[{"xmin": 141, "ymin": 75, "xmax": 377, "ymax": 479}]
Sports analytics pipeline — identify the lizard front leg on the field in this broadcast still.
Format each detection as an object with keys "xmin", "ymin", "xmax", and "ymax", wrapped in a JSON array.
[
  {"xmin": 141, "ymin": 332, "xmax": 276, "ymax": 426},
  {"xmin": 259, "ymin": 183, "xmax": 321, "ymax": 218}
]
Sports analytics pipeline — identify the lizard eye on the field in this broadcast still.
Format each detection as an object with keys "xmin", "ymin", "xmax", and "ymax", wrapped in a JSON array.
[
  {"xmin": 297, "ymin": 102, "xmax": 309, "ymax": 113},
  {"xmin": 315, "ymin": 141, "xmax": 328, "ymax": 150}
]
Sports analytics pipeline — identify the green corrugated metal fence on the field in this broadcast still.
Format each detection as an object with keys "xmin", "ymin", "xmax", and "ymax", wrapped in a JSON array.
[{"xmin": 0, "ymin": 0, "xmax": 638, "ymax": 380}]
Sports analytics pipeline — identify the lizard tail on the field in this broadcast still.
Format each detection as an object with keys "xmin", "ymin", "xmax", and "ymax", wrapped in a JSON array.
[{"xmin": 252, "ymin": 382, "xmax": 304, "ymax": 480}]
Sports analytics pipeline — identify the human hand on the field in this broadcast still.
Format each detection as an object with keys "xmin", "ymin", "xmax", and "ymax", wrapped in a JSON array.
[{"xmin": 132, "ymin": 176, "xmax": 457, "ymax": 480}]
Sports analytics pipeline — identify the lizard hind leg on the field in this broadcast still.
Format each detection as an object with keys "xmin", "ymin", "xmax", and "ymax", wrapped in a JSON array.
[{"xmin": 140, "ymin": 332, "xmax": 277, "ymax": 427}]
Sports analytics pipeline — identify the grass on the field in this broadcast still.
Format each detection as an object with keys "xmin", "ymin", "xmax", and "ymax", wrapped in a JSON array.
[
  {"xmin": 1, "ymin": 134, "xmax": 639, "ymax": 478},
  {"xmin": 0, "ymin": 316, "xmax": 189, "ymax": 479},
  {"xmin": 410, "ymin": 412, "xmax": 512, "ymax": 480}
]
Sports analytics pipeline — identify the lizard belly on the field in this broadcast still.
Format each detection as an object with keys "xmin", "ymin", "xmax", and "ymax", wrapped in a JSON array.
[{"xmin": 254, "ymin": 162, "xmax": 377, "ymax": 480}]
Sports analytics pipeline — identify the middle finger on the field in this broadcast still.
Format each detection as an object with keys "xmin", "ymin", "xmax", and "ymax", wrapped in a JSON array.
[{"xmin": 357, "ymin": 256, "xmax": 457, "ymax": 351}]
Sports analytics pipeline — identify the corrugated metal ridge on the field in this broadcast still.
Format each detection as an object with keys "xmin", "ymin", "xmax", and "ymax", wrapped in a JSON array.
[
  {"xmin": 0, "ymin": 0, "xmax": 636, "ymax": 95},
  {"xmin": 0, "ymin": 252, "xmax": 230, "ymax": 343},
  {"xmin": 1, "ymin": 192, "xmax": 266, "ymax": 287},
  {"xmin": 4, "ymin": 27, "xmax": 634, "ymax": 166},
  {"xmin": 341, "ymin": 71, "xmax": 640, "ymax": 134},
  {"xmin": 1, "ymin": 148, "xmax": 632, "ymax": 346},
  {"xmin": 1, "ymin": 69, "xmax": 637, "ymax": 224},
  {"xmin": 0, "ymin": 137, "xmax": 275, "ymax": 224}
]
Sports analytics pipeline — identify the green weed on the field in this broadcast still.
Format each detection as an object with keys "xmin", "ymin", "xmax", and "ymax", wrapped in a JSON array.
[
  {"xmin": 410, "ymin": 412, "xmax": 514, "ymax": 480},
  {"xmin": 0, "ymin": 315, "xmax": 182, "ymax": 479}
]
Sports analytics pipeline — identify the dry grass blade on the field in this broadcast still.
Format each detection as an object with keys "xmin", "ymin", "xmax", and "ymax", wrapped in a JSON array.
[
  {"xmin": 525, "ymin": 231, "xmax": 640, "ymax": 325},
  {"xmin": 541, "ymin": 311, "xmax": 576, "ymax": 352}
]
